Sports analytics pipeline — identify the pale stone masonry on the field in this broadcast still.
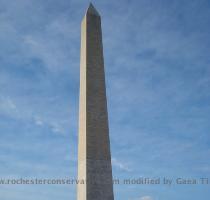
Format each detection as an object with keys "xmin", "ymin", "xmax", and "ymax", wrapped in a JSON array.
[{"xmin": 77, "ymin": 3, "xmax": 114, "ymax": 200}]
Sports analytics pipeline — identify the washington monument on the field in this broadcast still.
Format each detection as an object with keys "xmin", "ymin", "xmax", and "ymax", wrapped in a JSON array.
[{"xmin": 77, "ymin": 3, "xmax": 114, "ymax": 200}]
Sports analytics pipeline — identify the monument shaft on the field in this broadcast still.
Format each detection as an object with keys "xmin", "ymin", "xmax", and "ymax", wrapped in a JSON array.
[{"xmin": 77, "ymin": 4, "xmax": 114, "ymax": 200}]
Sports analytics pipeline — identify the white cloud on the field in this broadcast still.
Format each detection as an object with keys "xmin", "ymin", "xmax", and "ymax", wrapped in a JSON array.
[
  {"xmin": 111, "ymin": 157, "xmax": 132, "ymax": 172},
  {"xmin": 0, "ymin": 96, "xmax": 18, "ymax": 116},
  {"xmin": 130, "ymin": 196, "xmax": 154, "ymax": 200},
  {"xmin": 196, "ymin": 166, "xmax": 210, "ymax": 172},
  {"xmin": 140, "ymin": 196, "xmax": 153, "ymax": 200},
  {"xmin": 34, "ymin": 117, "xmax": 44, "ymax": 126},
  {"xmin": 50, "ymin": 122, "xmax": 66, "ymax": 135}
]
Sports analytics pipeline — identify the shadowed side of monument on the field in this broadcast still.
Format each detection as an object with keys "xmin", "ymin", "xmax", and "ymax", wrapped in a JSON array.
[{"xmin": 77, "ymin": 3, "xmax": 114, "ymax": 200}]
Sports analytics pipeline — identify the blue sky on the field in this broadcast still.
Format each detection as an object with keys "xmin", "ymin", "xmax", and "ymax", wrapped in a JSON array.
[{"xmin": 0, "ymin": 0, "xmax": 210, "ymax": 199}]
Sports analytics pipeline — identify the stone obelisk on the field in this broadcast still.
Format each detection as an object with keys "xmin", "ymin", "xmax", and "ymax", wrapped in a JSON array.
[{"xmin": 77, "ymin": 3, "xmax": 114, "ymax": 200}]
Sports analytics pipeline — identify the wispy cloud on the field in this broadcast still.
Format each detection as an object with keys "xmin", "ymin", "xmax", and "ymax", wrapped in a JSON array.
[
  {"xmin": 139, "ymin": 196, "xmax": 153, "ymax": 200},
  {"xmin": 129, "ymin": 195, "xmax": 154, "ymax": 200},
  {"xmin": 112, "ymin": 157, "xmax": 132, "ymax": 172},
  {"xmin": 0, "ymin": 96, "xmax": 17, "ymax": 113}
]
